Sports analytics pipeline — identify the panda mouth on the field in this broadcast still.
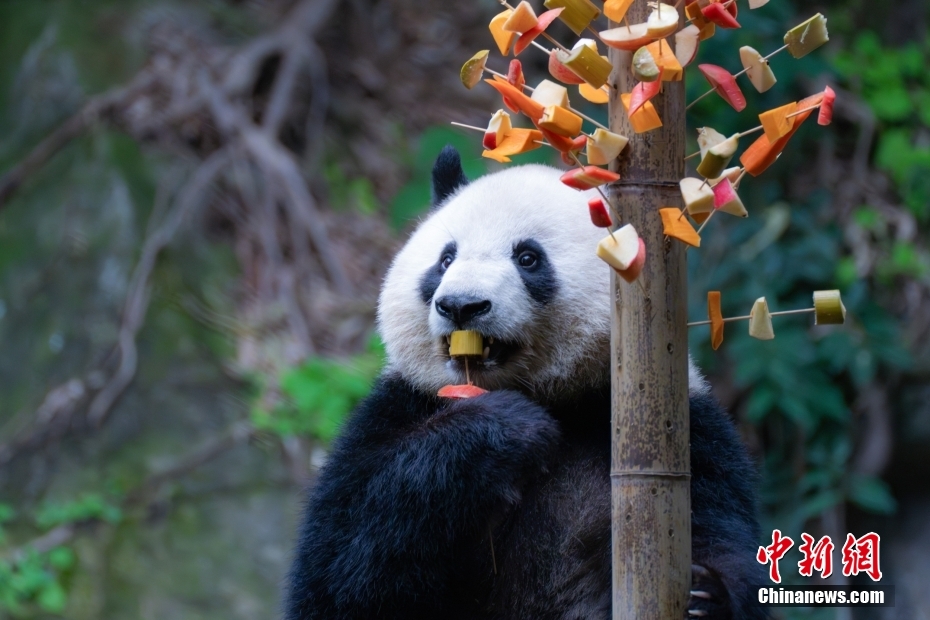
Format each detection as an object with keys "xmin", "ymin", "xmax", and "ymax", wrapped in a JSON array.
[{"xmin": 442, "ymin": 334, "xmax": 517, "ymax": 367}]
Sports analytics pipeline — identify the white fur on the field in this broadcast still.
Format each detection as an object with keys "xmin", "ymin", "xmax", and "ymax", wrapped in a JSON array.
[{"xmin": 377, "ymin": 163, "xmax": 705, "ymax": 400}]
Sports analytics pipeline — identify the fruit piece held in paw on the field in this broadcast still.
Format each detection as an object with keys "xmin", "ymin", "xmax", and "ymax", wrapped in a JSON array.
[
  {"xmin": 588, "ymin": 196, "xmax": 613, "ymax": 227},
  {"xmin": 503, "ymin": 1, "xmax": 538, "ymax": 33},
  {"xmin": 539, "ymin": 105, "xmax": 583, "ymax": 137},
  {"xmin": 483, "ymin": 110, "xmax": 513, "ymax": 150},
  {"xmin": 561, "ymin": 166, "xmax": 621, "ymax": 189},
  {"xmin": 596, "ymin": 224, "xmax": 640, "ymax": 271},
  {"xmin": 818, "ymin": 85, "xmax": 836, "ymax": 125},
  {"xmin": 490, "ymin": 10, "xmax": 518, "ymax": 55},
  {"xmin": 759, "ymin": 102, "xmax": 798, "ymax": 142},
  {"xmin": 784, "ymin": 13, "xmax": 829, "ymax": 59},
  {"xmin": 620, "ymin": 93, "xmax": 662, "ymax": 133},
  {"xmin": 739, "ymin": 46, "xmax": 777, "ymax": 93},
  {"xmin": 696, "ymin": 134, "xmax": 738, "ymax": 179},
  {"xmin": 698, "ymin": 64, "xmax": 746, "ymax": 112},
  {"xmin": 438, "ymin": 384, "xmax": 489, "ymax": 399},
  {"xmin": 749, "ymin": 297, "xmax": 775, "ymax": 340},
  {"xmin": 708, "ymin": 291, "xmax": 724, "ymax": 350},
  {"xmin": 449, "ymin": 330, "xmax": 484, "ymax": 356},
  {"xmin": 616, "ymin": 238, "xmax": 646, "ymax": 283},
  {"xmin": 460, "ymin": 50, "xmax": 490, "ymax": 89},
  {"xmin": 660, "ymin": 207, "xmax": 701, "ymax": 247},
  {"xmin": 813, "ymin": 289, "xmax": 846, "ymax": 325},
  {"xmin": 680, "ymin": 177, "xmax": 715, "ymax": 216},
  {"xmin": 587, "ymin": 128, "xmax": 629, "ymax": 165},
  {"xmin": 545, "ymin": 0, "xmax": 601, "ymax": 35},
  {"xmin": 712, "ymin": 178, "xmax": 748, "ymax": 217}
]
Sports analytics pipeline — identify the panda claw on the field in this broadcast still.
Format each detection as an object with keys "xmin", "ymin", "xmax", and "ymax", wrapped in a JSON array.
[
  {"xmin": 689, "ymin": 590, "xmax": 711, "ymax": 599},
  {"xmin": 688, "ymin": 610, "xmax": 708, "ymax": 617}
]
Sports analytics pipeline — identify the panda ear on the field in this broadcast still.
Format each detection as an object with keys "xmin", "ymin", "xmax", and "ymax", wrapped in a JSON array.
[{"xmin": 431, "ymin": 145, "xmax": 469, "ymax": 207}]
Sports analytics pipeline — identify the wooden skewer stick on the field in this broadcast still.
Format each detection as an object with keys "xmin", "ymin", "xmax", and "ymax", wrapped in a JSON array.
[
  {"xmin": 687, "ymin": 307, "xmax": 814, "ymax": 327},
  {"xmin": 686, "ymin": 43, "xmax": 790, "ymax": 110},
  {"xmin": 449, "ymin": 121, "xmax": 558, "ymax": 151}
]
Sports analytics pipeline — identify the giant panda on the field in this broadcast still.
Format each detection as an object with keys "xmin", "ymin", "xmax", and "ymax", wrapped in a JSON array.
[{"xmin": 284, "ymin": 146, "xmax": 768, "ymax": 620}]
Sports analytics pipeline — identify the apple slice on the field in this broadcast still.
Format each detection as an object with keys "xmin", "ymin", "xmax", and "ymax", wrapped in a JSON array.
[
  {"xmin": 596, "ymin": 224, "xmax": 640, "ymax": 271},
  {"xmin": 675, "ymin": 24, "xmax": 701, "ymax": 67},
  {"xmin": 513, "ymin": 8, "xmax": 564, "ymax": 55},
  {"xmin": 698, "ymin": 64, "xmax": 746, "ymax": 112},
  {"xmin": 813, "ymin": 289, "xmax": 846, "ymax": 325},
  {"xmin": 710, "ymin": 166, "xmax": 743, "ymax": 189},
  {"xmin": 549, "ymin": 49, "xmax": 586, "ymax": 84},
  {"xmin": 579, "ymin": 83, "xmax": 609, "ymax": 103},
  {"xmin": 701, "ymin": 1, "xmax": 740, "ymax": 28},
  {"xmin": 499, "ymin": 59, "xmax": 526, "ymax": 112},
  {"xmin": 560, "ymin": 42, "xmax": 613, "ymax": 89},
  {"xmin": 660, "ymin": 207, "xmax": 701, "ymax": 247},
  {"xmin": 759, "ymin": 102, "xmax": 798, "ymax": 142},
  {"xmin": 708, "ymin": 291, "xmax": 724, "ymax": 350},
  {"xmin": 460, "ymin": 50, "xmax": 490, "ymax": 89},
  {"xmin": 632, "ymin": 47, "xmax": 660, "ymax": 82},
  {"xmin": 711, "ymin": 178, "xmax": 748, "ymax": 217},
  {"xmin": 749, "ymin": 0, "xmax": 769, "ymax": 8},
  {"xmin": 680, "ymin": 177, "xmax": 715, "ymax": 215},
  {"xmin": 599, "ymin": 22, "xmax": 653, "ymax": 51},
  {"xmin": 438, "ymin": 384, "xmax": 489, "ymax": 399},
  {"xmin": 697, "ymin": 126, "xmax": 726, "ymax": 160},
  {"xmin": 587, "ymin": 128, "xmax": 629, "ymax": 164},
  {"xmin": 545, "ymin": 0, "xmax": 601, "ymax": 35},
  {"xmin": 784, "ymin": 13, "xmax": 829, "ymax": 59},
  {"xmin": 539, "ymin": 105, "xmax": 583, "ymax": 137},
  {"xmin": 503, "ymin": 1, "xmax": 538, "ymax": 33},
  {"xmin": 617, "ymin": 238, "xmax": 646, "ymax": 282},
  {"xmin": 646, "ymin": 3, "xmax": 680, "ymax": 38},
  {"xmin": 696, "ymin": 134, "xmax": 738, "ymax": 179},
  {"xmin": 818, "ymin": 85, "xmax": 835, "ymax": 126},
  {"xmin": 561, "ymin": 166, "xmax": 621, "ymax": 189},
  {"xmin": 620, "ymin": 93, "xmax": 663, "ymax": 133},
  {"xmin": 483, "ymin": 110, "xmax": 513, "ymax": 149},
  {"xmin": 530, "ymin": 79, "xmax": 570, "ymax": 108},
  {"xmin": 603, "ymin": 0, "xmax": 635, "ymax": 22},
  {"xmin": 739, "ymin": 46, "xmax": 777, "ymax": 93},
  {"xmin": 588, "ymin": 196, "xmax": 613, "ymax": 227},
  {"xmin": 748, "ymin": 297, "xmax": 774, "ymax": 340},
  {"xmin": 489, "ymin": 11, "xmax": 518, "ymax": 56},
  {"xmin": 629, "ymin": 80, "xmax": 662, "ymax": 115}
]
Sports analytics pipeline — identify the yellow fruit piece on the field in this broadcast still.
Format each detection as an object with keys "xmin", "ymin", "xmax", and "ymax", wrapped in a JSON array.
[
  {"xmin": 708, "ymin": 291, "xmax": 724, "ymax": 350},
  {"xmin": 587, "ymin": 128, "xmax": 629, "ymax": 165},
  {"xmin": 561, "ymin": 44, "xmax": 613, "ymax": 89},
  {"xmin": 685, "ymin": 2, "xmax": 707, "ymax": 29},
  {"xmin": 544, "ymin": 0, "xmax": 601, "ymax": 35},
  {"xmin": 759, "ymin": 102, "xmax": 798, "ymax": 142},
  {"xmin": 603, "ymin": 0, "xmax": 635, "ymax": 22},
  {"xmin": 449, "ymin": 330, "xmax": 483, "ymax": 356},
  {"xmin": 596, "ymin": 224, "xmax": 640, "ymax": 271},
  {"xmin": 579, "ymin": 83, "xmax": 609, "ymax": 104},
  {"xmin": 749, "ymin": 297, "xmax": 775, "ymax": 340},
  {"xmin": 645, "ymin": 39, "xmax": 683, "ymax": 81},
  {"xmin": 813, "ymin": 290, "xmax": 846, "ymax": 325},
  {"xmin": 620, "ymin": 93, "xmax": 662, "ymax": 133},
  {"xmin": 660, "ymin": 207, "xmax": 700, "ymax": 247},
  {"xmin": 503, "ymin": 1, "xmax": 539, "ymax": 32},
  {"xmin": 531, "ymin": 79, "xmax": 570, "ymax": 108},
  {"xmin": 539, "ymin": 105, "xmax": 583, "ymax": 137},
  {"xmin": 490, "ymin": 10, "xmax": 518, "ymax": 55},
  {"xmin": 481, "ymin": 128, "xmax": 544, "ymax": 163},
  {"xmin": 460, "ymin": 50, "xmax": 490, "ymax": 90},
  {"xmin": 679, "ymin": 177, "xmax": 714, "ymax": 215}
]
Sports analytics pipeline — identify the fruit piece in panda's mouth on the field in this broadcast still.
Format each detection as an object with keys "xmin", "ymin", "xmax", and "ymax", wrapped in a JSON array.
[{"xmin": 444, "ymin": 331, "xmax": 518, "ymax": 367}]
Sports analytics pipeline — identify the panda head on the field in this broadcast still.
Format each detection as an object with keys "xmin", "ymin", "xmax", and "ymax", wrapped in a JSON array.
[{"xmin": 377, "ymin": 146, "xmax": 611, "ymax": 401}]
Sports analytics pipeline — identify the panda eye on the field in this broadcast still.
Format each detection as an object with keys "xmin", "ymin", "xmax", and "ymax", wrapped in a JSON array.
[
  {"xmin": 517, "ymin": 251, "xmax": 538, "ymax": 269},
  {"xmin": 440, "ymin": 254, "xmax": 454, "ymax": 271}
]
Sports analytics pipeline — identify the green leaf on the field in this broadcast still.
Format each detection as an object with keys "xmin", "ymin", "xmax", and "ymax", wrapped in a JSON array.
[
  {"xmin": 37, "ymin": 582, "xmax": 66, "ymax": 612},
  {"xmin": 848, "ymin": 475, "xmax": 897, "ymax": 515},
  {"xmin": 46, "ymin": 547, "xmax": 75, "ymax": 571}
]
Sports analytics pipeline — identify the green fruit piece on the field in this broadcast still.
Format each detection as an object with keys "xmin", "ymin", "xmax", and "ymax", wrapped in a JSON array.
[
  {"xmin": 632, "ymin": 47, "xmax": 660, "ymax": 82},
  {"xmin": 696, "ymin": 134, "xmax": 738, "ymax": 179},
  {"xmin": 460, "ymin": 50, "xmax": 490, "ymax": 89},
  {"xmin": 561, "ymin": 44, "xmax": 613, "ymax": 89},
  {"xmin": 784, "ymin": 13, "xmax": 829, "ymax": 59},
  {"xmin": 544, "ymin": 0, "xmax": 601, "ymax": 35},
  {"xmin": 813, "ymin": 290, "xmax": 846, "ymax": 325}
]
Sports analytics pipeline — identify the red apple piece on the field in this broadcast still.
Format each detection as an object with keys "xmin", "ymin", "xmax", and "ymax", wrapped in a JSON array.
[
  {"xmin": 561, "ymin": 166, "xmax": 621, "ymax": 189},
  {"xmin": 818, "ymin": 85, "xmax": 835, "ymax": 126},
  {"xmin": 698, "ymin": 63, "xmax": 746, "ymax": 112},
  {"xmin": 629, "ymin": 79, "xmax": 662, "ymax": 116},
  {"xmin": 588, "ymin": 196, "xmax": 613, "ymax": 228},
  {"xmin": 438, "ymin": 384, "xmax": 489, "ymax": 399}
]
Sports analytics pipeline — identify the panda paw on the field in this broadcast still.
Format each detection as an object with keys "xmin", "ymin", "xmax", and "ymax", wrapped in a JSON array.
[{"xmin": 686, "ymin": 564, "xmax": 731, "ymax": 619}]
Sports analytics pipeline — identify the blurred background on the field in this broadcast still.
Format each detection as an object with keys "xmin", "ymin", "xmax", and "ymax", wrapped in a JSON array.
[{"xmin": 0, "ymin": 0, "xmax": 926, "ymax": 617}]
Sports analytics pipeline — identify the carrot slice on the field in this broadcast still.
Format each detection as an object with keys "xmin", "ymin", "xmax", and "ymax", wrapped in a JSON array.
[
  {"xmin": 481, "ymin": 128, "xmax": 544, "ymax": 163},
  {"xmin": 708, "ymin": 291, "xmax": 724, "ymax": 350},
  {"xmin": 660, "ymin": 207, "xmax": 701, "ymax": 247},
  {"xmin": 486, "ymin": 77, "xmax": 545, "ymax": 121},
  {"xmin": 759, "ymin": 101, "xmax": 798, "ymax": 142},
  {"xmin": 438, "ymin": 384, "xmax": 489, "ymax": 399},
  {"xmin": 740, "ymin": 92, "xmax": 823, "ymax": 176}
]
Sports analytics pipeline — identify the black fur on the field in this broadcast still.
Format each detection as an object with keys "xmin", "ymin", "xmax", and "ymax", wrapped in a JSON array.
[
  {"xmin": 512, "ymin": 239, "xmax": 558, "ymax": 305},
  {"xmin": 284, "ymin": 377, "xmax": 769, "ymax": 620},
  {"xmin": 431, "ymin": 145, "xmax": 469, "ymax": 206},
  {"xmin": 418, "ymin": 241, "xmax": 456, "ymax": 304}
]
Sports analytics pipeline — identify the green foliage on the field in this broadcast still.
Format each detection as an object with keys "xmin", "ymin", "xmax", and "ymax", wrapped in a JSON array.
[
  {"xmin": 34, "ymin": 493, "xmax": 123, "ymax": 530},
  {"xmin": 251, "ymin": 336, "xmax": 385, "ymax": 441}
]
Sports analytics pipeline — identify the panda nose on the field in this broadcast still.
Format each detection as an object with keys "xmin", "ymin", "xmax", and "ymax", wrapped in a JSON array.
[{"xmin": 435, "ymin": 295, "xmax": 492, "ymax": 325}]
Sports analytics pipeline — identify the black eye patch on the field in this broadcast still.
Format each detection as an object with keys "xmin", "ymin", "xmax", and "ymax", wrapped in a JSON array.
[
  {"xmin": 418, "ymin": 241, "xmax": 456, "ymax": 304},
  {"xmin": 512, "ymin": 239, "xmax": 558, "ymax": 305}
]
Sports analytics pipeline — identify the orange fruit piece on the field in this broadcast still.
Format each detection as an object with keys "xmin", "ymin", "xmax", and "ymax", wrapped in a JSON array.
[
  {"xmin": 660, "ymin": 208, "xmax": 701, "ymax": 247},
  {"xmin": 708, "ymin": 291, "xmax": 724, "ymax": 350}
]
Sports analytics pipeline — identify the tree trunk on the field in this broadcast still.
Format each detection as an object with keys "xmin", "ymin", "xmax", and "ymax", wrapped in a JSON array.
[{"xmin": 607, "ymin": 4, "xmax": 691, "ymax": 619}]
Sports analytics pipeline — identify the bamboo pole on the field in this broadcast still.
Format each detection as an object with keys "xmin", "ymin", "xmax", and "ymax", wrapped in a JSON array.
[{"xmin": 607, "ymin": 2, "xmax": 691, "ymax": 619}]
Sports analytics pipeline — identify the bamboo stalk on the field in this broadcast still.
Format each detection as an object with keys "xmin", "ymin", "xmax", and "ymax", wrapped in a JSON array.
[{"xmin": 608, "ymin": 1, "xmax": 690, "ymax": 618}]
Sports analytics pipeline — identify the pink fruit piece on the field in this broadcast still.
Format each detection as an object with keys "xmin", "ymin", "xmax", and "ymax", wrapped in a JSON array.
[
  {"xmin": 438, "ymin": 384, "xmax": 489, "ymax": 399},
  {"xmin": 549, "ymin": 49, "xmax": 586, "ymax": 85},
  {"xmin": 818, "ymin": 85, "xmax": 835, "ymax": 126},
  {"xmin": 617, "ymin": 238, "xmax": 646, "ymax": 282},
  {"xmin": 698, "ymin": 64, "xmax": 746, "ymax": 112},
  {"xmin": 561, "ymin": 166, "xmax": 621, "ymax": 189},
  {"xmin": 588, "ymin": 196, "xmax": 613, "ymax": 227},
  {"xmin": 701, "ymin": 1, "xmax": 740, "ymax": 28},
  {"xmin": 514, "ymin": 8, "xmax": 564, "ymax": 56},
  {"xmin": 629, "ymin": 80, "xmax": 662, "ymax": 116}
]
